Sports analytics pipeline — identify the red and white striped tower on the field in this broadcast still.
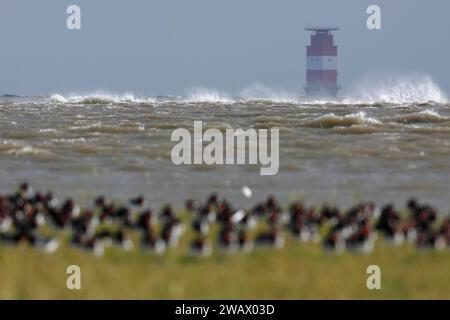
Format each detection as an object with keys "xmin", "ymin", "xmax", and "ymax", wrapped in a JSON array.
[{"xmin": 304, "ymin": 27, "xmax": 340, "ymax": 98}]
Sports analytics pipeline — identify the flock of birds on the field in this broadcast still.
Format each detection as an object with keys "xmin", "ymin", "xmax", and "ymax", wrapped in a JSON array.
[{"xmin": 0, "ymin": 182, "xmax": 450, "ymax": 257}]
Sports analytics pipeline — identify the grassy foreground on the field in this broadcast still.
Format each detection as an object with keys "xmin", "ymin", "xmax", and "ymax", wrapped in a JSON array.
[{"xmin": 0, "ymin": 236, "xmax": 449, "ymax": 299}]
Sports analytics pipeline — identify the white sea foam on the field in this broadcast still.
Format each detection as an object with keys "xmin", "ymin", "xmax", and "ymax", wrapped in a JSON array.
[
  {"xmin": 47, "ymin": 75, "xmax": 448, "ymax": 106},
  {"xmin": 5, "ymin": 145, "xmax": 53, "ymax": 157},
  {"xmin": 39, "ymin": 128, "xmax": 59, "ymax": 133},
  {"xmin": 184, "ymin": 88, "xmax": 232, "ymax": 103},
  {"xmin": 347, "ymin": 74, "xmax": 448, "ymax": 104},
  {"xmin": 49, "ymin": 92, "xmax": 156, "ymax": 105},
  {"xmin": 49, "ymin": 94, "xmax": 68, "ymax": 103}
]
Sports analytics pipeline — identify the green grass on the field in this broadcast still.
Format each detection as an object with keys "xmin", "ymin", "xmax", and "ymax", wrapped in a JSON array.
[{"xmin": 1, "ymin": 235, "xmax": 449, "ymax": 299}]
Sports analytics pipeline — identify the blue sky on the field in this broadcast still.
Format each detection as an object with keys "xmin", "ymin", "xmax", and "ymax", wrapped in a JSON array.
[{"xmin": 0, "ymin": 0, "xmax": 449, "ymax": 96}]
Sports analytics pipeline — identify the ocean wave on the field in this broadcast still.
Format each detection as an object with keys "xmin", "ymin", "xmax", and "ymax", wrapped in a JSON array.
[
  {"xmin": 50, "ymin": 137, "xmax": 87, "ymax": 144},
  {"xmin": 303, "ymin": 112, "xmax": 381, "ymax": 128},
  {"xmin": 0, "ymin": 141, "xmax": 53, "ymax": 158},
  {"xmin": 38, "ymin": 128, "xmax": 59, "ymax": 133},
  {"xmin": 4, "ymin": 145, "xmax": 53, "ymax": 157},
  {"xmin": 43, "ymin": 77, "xmax": 448, "ymax": 107},
  {"xmin": 349, "ymin": 74, "xmax": 447, "ymax": 104},
  {"xmin": 184, "ymin": 88, "xmax": 233, "ymax": 104},
  {"xmin": 406, "ymin": 126, "xmax": 450, "ymax": 134},
  {"xmin": 329, "ymin": 125, "xmax": 381, "ymax": 134},
  {"xmin": 49, "ymin": 94, "xmax": 68, "ymax": 103},
  {"xmin": 49, "ymin": 93, "xmax": 156, "ymax": 105},
  {"xmin": 392, "ymin": 109, "xmax": 450, "ymax": 124},
  {"xmin": 238, "ymin": 84, "xmax": 300, "ymax": 104}
]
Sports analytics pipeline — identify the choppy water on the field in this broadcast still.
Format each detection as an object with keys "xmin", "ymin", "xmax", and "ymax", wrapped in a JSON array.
[{"xmin": 1, "ymin": 92, "xmax": 450, "ymax": 212}]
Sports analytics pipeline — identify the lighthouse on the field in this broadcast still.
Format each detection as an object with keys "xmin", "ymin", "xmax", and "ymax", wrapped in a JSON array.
[{"xmin": 304, "ymin": 27, "xmax": 340, "ymax": 98}]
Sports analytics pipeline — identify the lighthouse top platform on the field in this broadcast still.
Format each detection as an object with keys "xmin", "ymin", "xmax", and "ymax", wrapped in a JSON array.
[{"xmin": 305, "ymin": 27, "xmax": 339, "ymax": 33}]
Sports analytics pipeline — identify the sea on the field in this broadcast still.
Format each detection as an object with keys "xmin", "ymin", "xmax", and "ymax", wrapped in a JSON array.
[{"xmin": 1, "ymin": 76, "xmax": 450, "ymax": 213}]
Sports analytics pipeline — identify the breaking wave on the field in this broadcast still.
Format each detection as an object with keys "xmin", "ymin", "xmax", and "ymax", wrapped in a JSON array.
[
  {"xmin": 184, "ymin": 88, "xmax": 232, "ymax": 103},
  {"xmin": 49, "ymin": 93, "xmax": 156, "ymax": 105},
  {"xmin": 303, "ymin": 112, "xmax": 381, "ymax": 128},
  {"xmin": 1, "ymin": 142, "xmax": 53, "ymax": 158},
  {"xmin": 349, "ymin": 74, "xmax": 447, "ymax": 104},
  {"xmin": 45, "ymin": 76, "xmax": 448, "ymax": 107}
]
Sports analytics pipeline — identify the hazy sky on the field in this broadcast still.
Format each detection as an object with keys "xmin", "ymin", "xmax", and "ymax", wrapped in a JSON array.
[{"xmin": 0, "ymin": 0, "xmax": 449, "ymax": 96}]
